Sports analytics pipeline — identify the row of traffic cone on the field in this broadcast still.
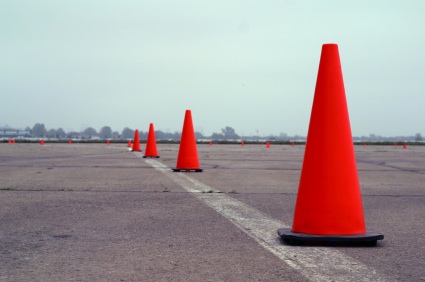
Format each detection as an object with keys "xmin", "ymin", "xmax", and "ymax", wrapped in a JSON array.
[
  {"xmin": 144, "ymin": 42, "xmax": 385, "ymax": 250},
  {"xmin": 129, "ymin": 125, "xmax": 160, "ymax": 158},
  {"xmin": 13, "ymin": 44, "xmax": 387, "ymax": 247},
  {"xmin": 17, "ymin": 137, "xmax": 406, "ymax": 149},
  {"xmin": 364, "ymin": 142, "xmax": 408, "ymax": 148},
  {"xmin": 7, "ymin": 139, "xmax": 73, "ymax": 145},
  {"xmin": 127, "ymin": 110, "xmax": 202, "ymax": 171}
]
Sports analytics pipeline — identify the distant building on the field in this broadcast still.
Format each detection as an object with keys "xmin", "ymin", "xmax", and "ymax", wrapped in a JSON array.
[{"xmin": 0, "ymin": 128, "xmax": 31, "ymax": 138}]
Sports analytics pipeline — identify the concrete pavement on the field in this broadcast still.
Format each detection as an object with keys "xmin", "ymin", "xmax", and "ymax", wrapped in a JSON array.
[{"xmin": 1, "ymin": 143, "xmax": 424, "ymax": 281}]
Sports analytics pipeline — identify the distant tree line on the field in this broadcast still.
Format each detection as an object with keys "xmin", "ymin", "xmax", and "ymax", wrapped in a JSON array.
[
  {"xmin": 17, "ymin": 123, "xmax": 192, "ymax": 141},
  {"xmin": 1, "ymin": 123, "xmax": 423, "ymax": 142},
  {"xmin": 353, "ymin": 133, "xmax": 423, "ymax": 142}
]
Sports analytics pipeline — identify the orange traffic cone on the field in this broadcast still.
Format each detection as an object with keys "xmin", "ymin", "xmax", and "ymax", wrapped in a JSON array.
[
  {"xmin": 173, "ymin": 110, "xmax": 202, "ymax": 172},
  {"xmin": 106, "ymin": 140, "xmax": 110, "ymax": 145},
  {"xmin": 68, "ymin": 139, "xmax": 72, "ymax": 144},
  {"xmin": 394, "ymin": 142, "xmax": 397, "ymax": 147},
  {"xmin": 291, "ymin": 141, "xmax": 295, "ymax": 146},
  {"xmin": 143, "ymin": 123, "xmax": 159, "ymax": 158},
  {"xmin": 209, "ymin": 141, "xmax": 212, "ymax": 146},
  {"xmin": 40, "ymin": 139, "xmax": 45, "ymax": 145},
  {"xmin": 241, "ymin": 141, "xmax": 245, "ymax": 146},
  {"xmin": 278, "ymin": 44, "xmax": 383, "ymax": 246},
  {"xmin": 8, "ymin": 140, "xmax": 11, "ymax": 144},
  {"xmin": 403, "ymin": 143, "xmax": 407, "ymax": 149},
  {"xmin": 131, "ymin": 129, "xmax": 141, "ymax": 152},
  {"xmin": 266, "ymin": 141, "xmax": 270, "ymax": 148},
  {"xmin": 363, "ymin": 142, "xmax": 367, "ymax": 147}
]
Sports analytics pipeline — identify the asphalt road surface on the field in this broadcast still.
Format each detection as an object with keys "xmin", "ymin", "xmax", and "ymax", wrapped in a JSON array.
[{"xmin": 1, "ymin": 143, "xmax": 424, "ymax": 281}]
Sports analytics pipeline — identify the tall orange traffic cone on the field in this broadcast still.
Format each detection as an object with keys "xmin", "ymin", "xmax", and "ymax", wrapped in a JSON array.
[
  {"xmin": 278, "ymin": 44, "xmax": 383, "ymax": 246},
  {"xmin": 40, "ymin": 139, "xmax": 45, "ymax": 145},
  {"xmin": 173, "ymin": 110, "xmax": 202, "ymax": 172},
  {"xmin": 131, "ymin": 129, "xmax": 141, "ymax": 152},
  {"xmin": 143, "ymin": 123, "xmax": 160, "ymax": 158},
  {"xmin": 266, "ymin": 141, "xmax": 270, "ymax": 148}
]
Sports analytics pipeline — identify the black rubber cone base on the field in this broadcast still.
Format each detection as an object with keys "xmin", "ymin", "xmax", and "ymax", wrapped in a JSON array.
[
  {"xmin": 172, "ymin": 168, "xmax": 203, "ymax": 172},
  {"xmin": 143, "ymin": 156, "xmax": 160, "ymax": 158},
  {"xmin": 277, "ymin": 228, "xmax": 384, "ymax": 247}
]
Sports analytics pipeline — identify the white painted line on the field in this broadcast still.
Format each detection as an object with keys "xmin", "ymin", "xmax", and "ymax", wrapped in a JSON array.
[{"xmin": 141, "ymin": 156, "xmax": 388, "ymax": 282}]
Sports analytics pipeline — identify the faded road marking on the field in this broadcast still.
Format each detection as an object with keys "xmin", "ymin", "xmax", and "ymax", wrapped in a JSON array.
[{"xmin": 141, "ymin": 156, "xmax": 388, "ymax": 282}]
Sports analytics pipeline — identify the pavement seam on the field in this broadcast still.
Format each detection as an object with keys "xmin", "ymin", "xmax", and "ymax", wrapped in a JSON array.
[{"xmin": 140, "ymin": 156, "xmax": 390, "ymax": 282}]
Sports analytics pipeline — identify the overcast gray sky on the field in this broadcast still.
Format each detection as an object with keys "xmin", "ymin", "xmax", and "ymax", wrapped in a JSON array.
[{"xmin": 1, "ymin": 1, "xmax": 424, "ymax": 136}]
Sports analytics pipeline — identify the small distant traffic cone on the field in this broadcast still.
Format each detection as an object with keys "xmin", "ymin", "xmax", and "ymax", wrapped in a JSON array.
[
  {"xmin": 403, "ymin": 143, "xmax": 407, "ymax": 149},
  {"xmin": 363, "ymin": 142, "xmax": 367, "ymax": 147},
  {"xmin": 209, "ymin": 141, "xmax": 212, "ymax": 146},
  {"xmin": 143, "ymin": 123, "xmax": 159, "ymax": 158},
  {"xmin": 266, "ymin": 141, "xmax": 270, "ymax": 148},
  {"xmin": 8, "ymin": 140, "xmax": 11, "ymax": 144},
  {"xmin": 68, "ymin": 139, "xmax": 72, "ymax": 144},
  {"xmin": 241, "ymin": 141, "xmax": 245, "ymax": 146},
  {"xmin": 291, "ymin": 141, "xmax": 295, "ymax": 146},
  {"xmin": 40, "ymin": 139, "xmax": 45, "ymax": 145},
  {"xmin": 106, "ymin": 140, "xmax": 110, "ymax": 145},
  {"xmin": 277, "ymin": 44, "xmax": 383, "ymax": 246},
  {"xmin": 131, "ymin": 129, "xmax": 141, "ymax": 152},
  {"xmin": 127, "ymin": 140, "xmax": 132, "ymax": 147},
  {"xmin": 173, "ymin": 110, "xmax": 202, "ymax": 172},
  {"xmin": 394, "ymin": 142, "xmax": 397, "ymax": 147}
]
